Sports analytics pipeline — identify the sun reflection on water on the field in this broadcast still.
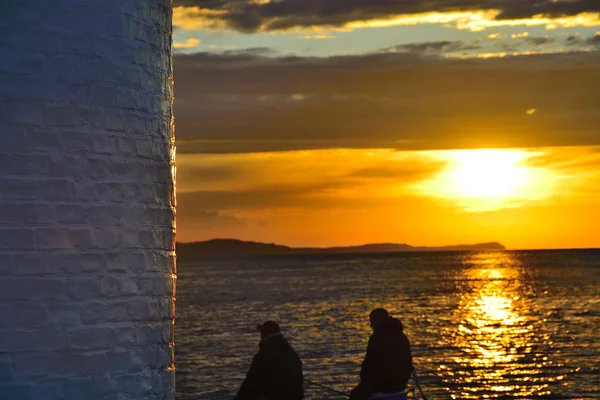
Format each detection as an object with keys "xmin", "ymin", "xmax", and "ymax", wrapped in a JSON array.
[{"xmin": 441, "ymin": 252, "xmax": 553, "ymax": 399}]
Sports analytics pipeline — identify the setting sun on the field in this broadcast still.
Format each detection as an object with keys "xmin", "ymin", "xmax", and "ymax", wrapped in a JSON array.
[
  {"xmin": 445, "ymin": 150, "xmax": 533, "ymax": 199},
  {"xmin": 417, "ymin": 149, "xmax": 555, "ymax": 212}
]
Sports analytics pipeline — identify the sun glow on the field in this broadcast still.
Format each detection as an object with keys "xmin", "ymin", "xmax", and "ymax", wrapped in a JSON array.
[
  {"xmin": 446, "ymin": 150, "xmax": 532, "ymax": 199},
  {"xmin": 417, "ymin": 149, "xmax": 555, "ymax": 211}
]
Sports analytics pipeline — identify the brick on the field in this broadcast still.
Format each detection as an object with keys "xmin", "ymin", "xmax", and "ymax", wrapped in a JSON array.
[
  {"xmin": 5, "ymin": 103, "xmax": 44, "ymax": 126},
  {"xmin": 0, "ymin": 383, "xmax": 35, "ymax": 400},
  {"xmin": 119, "ymin": 276, "xmax": 139, "ymax": 295},
  {"xmin": 80, "ymin": 301, "xmax": 129, "ymax": 324},
  {"xmin": 42, "ymin": 106, "xmax": 85, "ymax": 129},
  {"xmin": 30, "ymin": 380, "xmax": 65, "ymax": 400},
  {"xmin": 82, "ymin": 204, "xmax": 109, "ymax": 224},
  {"xmin": 105, "ymin": 349, "xmax": 131, "ymax": 371},
  {"xmin": 54, "ymin": 351, "xmax": 107, "ymax": 375},
  {"xmin": 97, "ymin": 275, "xmax": 121, "ymax": 297},
  {"xmin": 22, "ymin": 203, "xmax": 54, "ymax": 225},
  {"xmin": 89, "ymin": 85, "xmax": 117, "ymax": 108},
  {"xmin": 105, "ymin": 252, "xmax": 130, "ymax": 272},
  {"xmin": 0, "ymin": 229, "xmax": 34, "ymax": 250},
  {"xmin": 48, "ymin": 155, "xmax": 84, "ymax": 178},
  {"xmin": 54, "ymin": 204, "xmax": 85, "ymax": 225},
  {"xmin": 91, "ymin": 226, "xmax": 120, "ymax": 249},
  {"xmin": 102, "ymin": 109, "xmax": 128, "ymax": 132},
  {"xmin": 116, "ymin": 87, "xmax": 137, "ymax": 109},
  {"xmin": 85, "ymin": 157, "xmax": 109, "ymax": 178},
  {"xmin": 101, "ymin": 58, "xmax": 120, "ymax": 83},
  {"xmin": 48, "ymin": 304, "xmax": 82, "ymax": 326},
  {"xmin": 59, "ymin": 131, "xmax": 94, "ymax": 153},
  {"xmin": 76, "ymin": 374, "xmax": 119, "ymax": 398},
  {"xmin": 64, "ymin": 377, "xmax": 92, "ymax": 400},
  {"xmin": 135, "ymin": 323, "xmax": 166, "ymax": 345},
  {"xmin": 12, "ymin": 352, "xmax": 57, "ymax": 377},
  {"xmin": 17, "ymin": 252, "xmax": 82, "ymax": 275},
  {"xmin": 35, "ymin": 228, "xmax": 70, "ymax": 250},
  {"xmin": 34, "ymin": 178, "xmax": 75, "ymax": 201},
  {"xmin": 113, "ymin": 371, "xmax": 155, "ymax": 396},
  {"xmin": 74, "ymin": 57, "xmax": 103, "ymax": 81},
  {"xmin": 0, "ymin": 179, "xmax": 37, "ymax": 201},
  {"xmin": 91, "ymin": 134, "xmax": 117, "ymax": 155},
  {"xmin": 67, "ymin": 228, "xmax": 95, "ymax": 249},
  {"xmin": 0, "ymin": 277, "xmax": 68, "ymax": 300},
  {"xmin": 72, "ymin": 180, "xmax": 100, "ymax": 200},
  {"xmin": 0, "ymin": 126, "xmax": 27, "ymax": 151},
  {"xmin": 0, "ymin": 357, "xmax": 12, "ymax": 381},
  {"xmin": 25, "ymin": 129, "xmax": 60, "ymax": 151},
  {"xmin": 117, "ymin": 136, "xmax": 137, "ymax": 156},
  {"xmin": 0, "ymin": 154, "xmax": 50, "ymax": 176},
  {"xmin": 147, "ymin": 297, "xmax": 171, "ymax": 321},
  {"xmin": 139, "ymin": 230, "xmax": 157, "ymax": 248},
  {"xmin": 0, "ymin": 254, "xmax": 15, "ymax": 274},
  {"xmin": 114, "ymin": 325, "xmax": 137, "ymax": 346},
  {"xmin": 0, "ymin": 329, "xmax": 64, "ymax": 352},
  {"xmin": 66, "ymin": 277, "xmax": 101, "ymax": 300},
  {"xmin": 128, "ymin": 299, "xmax": 149, "ymax": 321},
  {"xmin": 123, "ymin": 252, "xmax": 150, "ymax": 273},
  {"xmin": 158, "ymin": 343, "xmax": 174, "ymax": 368},
  {"xmin": 11, "ymin": 302, "xmax": 48, "ymax": 326},
  {"xmin": 0, "ymin": 304, "xmax": 13, "ymax": 329},
  {"xmin": 138, "ymin": 251, "xmax": 160, "ymax": 273},
  {"xmin": 79, "ymin": 253, "xmax": 107, "ymax": 273},
  {"xmin": 68, "ymin": 327, "xmax": 117, "ymax": 349},
  {"xmin": 119, "ymin": 227, "xmax": 141, "ymax": 248},
  {"xmin": 127, "ymin": 114, "xmax": 146, "ymax": 135},
  {"xmin": 161, "ymin": 323, "xmax": 174, "ymax": 344}
]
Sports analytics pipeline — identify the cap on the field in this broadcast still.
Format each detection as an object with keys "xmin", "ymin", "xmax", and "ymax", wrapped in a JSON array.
[{"xmin": 256, "ymin": 321, "xmax": 281, "ymax": 336}]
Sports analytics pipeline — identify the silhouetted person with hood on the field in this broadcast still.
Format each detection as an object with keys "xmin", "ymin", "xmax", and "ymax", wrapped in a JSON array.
[
  {"xmin": 234, "ymin": 321, "xmax": 304, "ymax": 400},
  {"xmin": 350, "ymin": 309, "xmax": 414, "ymax": 400}
]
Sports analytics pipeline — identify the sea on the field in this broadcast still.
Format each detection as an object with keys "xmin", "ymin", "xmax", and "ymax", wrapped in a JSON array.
[{"xmin": 175, "ymin": 250, "xmax": 600, "ymax": 400}]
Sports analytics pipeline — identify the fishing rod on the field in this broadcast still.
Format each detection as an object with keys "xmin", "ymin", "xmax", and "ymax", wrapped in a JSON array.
[
  {"xmin": 297, "ymin": 341, "xmax": 431, "ymax": 400},
  {"xmin": 305, "ymin": 378, "xmax": 351, "ymax": 398},
  {"xmin": 411, "ymin": 370, "xmax": 429, "ymax": 400},
  {"xmin": 306, "ymin": 375, "xmax": 428, "ymax": 400}
]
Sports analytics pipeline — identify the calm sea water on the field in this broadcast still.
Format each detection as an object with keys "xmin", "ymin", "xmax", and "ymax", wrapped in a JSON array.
[{"xmin": 175, "ymin": 250, "xmax": 600, "ymax": 400}]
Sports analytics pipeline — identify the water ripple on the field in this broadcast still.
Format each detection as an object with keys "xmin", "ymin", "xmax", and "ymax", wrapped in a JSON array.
[{"xmin": 176, "ymin": 250, "xmax": 600, "ymax": 399}]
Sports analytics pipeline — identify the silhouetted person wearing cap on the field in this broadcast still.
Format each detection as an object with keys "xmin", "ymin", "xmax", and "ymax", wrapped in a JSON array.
[
  {"xmin": 234, "ymin": 321, "xmax": 304, "ymax": 400},
  {"xmin": 350, "ymin": 309, "xmax": 414, "ymax": 400}
]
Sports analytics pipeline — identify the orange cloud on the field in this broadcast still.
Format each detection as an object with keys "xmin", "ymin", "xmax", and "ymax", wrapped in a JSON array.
[
  {"xmin": 174, "ymin": 37, "xmax": 201, "ymax": 49},
  {"xmin": 176, "ymin": 146, "xmax": 600, "ymax": 248},
  {"xmin": 173, "ymin": 4, "xmax": 600, "ymax": 34}
]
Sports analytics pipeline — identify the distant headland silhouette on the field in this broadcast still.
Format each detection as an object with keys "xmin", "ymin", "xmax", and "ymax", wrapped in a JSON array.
[{"xmin": 177, "ymin": 239, "xmax": 506, "ymax": 259}]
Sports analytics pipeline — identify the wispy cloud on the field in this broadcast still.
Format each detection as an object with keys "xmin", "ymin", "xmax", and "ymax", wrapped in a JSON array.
[
  {"xmin": 525, "ymin": 36, "xmax": 555, "ymax": 46},
  {"xmin": 381, "ymin": 40, "xmax": 480, "ymax": 55},
  {"xmin": 174, "ymin": 37, "xmax": 201, "ymax": 49},
  {"xmin": 298, "ymin": 34, "xmax": 336, "ymax": 40},
  {"xmin": 587, "ymin": 32, "xmax": 600, "ymax": 45}
]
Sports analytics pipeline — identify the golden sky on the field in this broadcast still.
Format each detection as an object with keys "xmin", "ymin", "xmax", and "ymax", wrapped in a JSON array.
[{"xmin": 172, "ymin": 0, "xmax": 600, "ymax": 249}]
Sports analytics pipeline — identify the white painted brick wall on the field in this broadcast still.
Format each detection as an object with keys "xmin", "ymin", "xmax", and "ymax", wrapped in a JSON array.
[{"xmin": 0, "ymin": 1, "xmax": 176, "ymax": 399}]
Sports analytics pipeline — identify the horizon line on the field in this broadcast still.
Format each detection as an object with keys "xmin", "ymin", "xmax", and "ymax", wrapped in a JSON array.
[{"xmin": 175, "ymin": 238, "xmax": 600, "ymax": 252}]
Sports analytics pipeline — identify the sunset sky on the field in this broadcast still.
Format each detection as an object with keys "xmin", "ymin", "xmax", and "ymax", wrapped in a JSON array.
[{"xmin": 171, "ymin": 0, "xmax": 600, "ymax": 250}]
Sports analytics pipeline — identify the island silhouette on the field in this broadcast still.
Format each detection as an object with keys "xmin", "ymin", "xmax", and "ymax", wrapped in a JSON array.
[{"xmin": 177, "ymin": 239, "xmax": 506, "ymax": 259}]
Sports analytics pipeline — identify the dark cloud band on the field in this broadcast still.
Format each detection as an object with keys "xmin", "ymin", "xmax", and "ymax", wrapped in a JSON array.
[
  {"xmin": 174, "ymin": 0, "xmax": 600, "ymax": 32},
  {"xmin": 174, "ymin": 50, "xmax": 600, "ymax": 153}
]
